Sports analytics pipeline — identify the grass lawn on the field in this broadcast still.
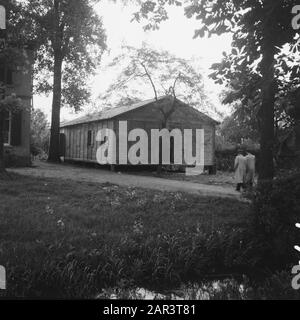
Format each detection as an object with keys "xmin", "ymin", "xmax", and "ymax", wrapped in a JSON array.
[{"xmin": 0, "ymin": 174, "xmax": 250, "ymax": 298}]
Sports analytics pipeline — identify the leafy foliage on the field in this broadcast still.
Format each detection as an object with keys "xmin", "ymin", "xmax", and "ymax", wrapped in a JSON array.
[
  {"xmin": 251, "ymin": 171, "xmax": 300, "ymax": 269},
  {"xmin": 0, "ymin": 91, "xmax": 22, "ymax": 113},
  {"xmin": 27, "ymin": 0, "xmax": 107, "ymax": 110},
  {"xmin": 219, "ymin": 114, "xmax": 259, "ymax": 144},
  {"xmin": 211, "ymin": 40, "xmax": 300, "ymax": 139},
  {"xmin": 30, "ymin": 109, "xmax": 50, "ymax": 157}
]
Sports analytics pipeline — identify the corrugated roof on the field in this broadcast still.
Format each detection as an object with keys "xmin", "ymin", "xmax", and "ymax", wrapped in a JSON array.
[{"xmin": 60, "ymin": 95, "xmax": 219, "ymax": 128}]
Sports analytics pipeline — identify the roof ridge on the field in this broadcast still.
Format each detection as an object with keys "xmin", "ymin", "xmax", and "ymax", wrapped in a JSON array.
[
  {"xmin": 60, "ymin": 96, "xmax": 170, "ymax": 127},
  {"xmin": 60, "ymin": 95, "xmax": 219, "ymax": 128}
]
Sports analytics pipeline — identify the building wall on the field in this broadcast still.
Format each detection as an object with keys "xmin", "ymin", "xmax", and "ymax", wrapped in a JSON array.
[
  {"xmin": 114, "ymin": 101, "xmax": 216, "ymax": 166},
  {"xmin": 4, "ymin": 50, "xmax": 33, "ymax": 167},
  {"xmin": 4, "ymin": 100, "xmax": 31, "ymax": 167},
  {"xmin": 61, "ymin": 120, "xmax": 114, "ymax": 162},
  {"xmin": 60, "ymin": 101, "xmax": 216, "ymax": 167}
]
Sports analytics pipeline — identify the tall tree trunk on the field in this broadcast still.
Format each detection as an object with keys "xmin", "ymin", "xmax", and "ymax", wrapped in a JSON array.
[
  {"xmin": 258, "ymin": 36, "xmax": 276, "ymax": 181},
  {"xmin": 48, "ymin": 52, "xmax": 63, "ymax": 163}
]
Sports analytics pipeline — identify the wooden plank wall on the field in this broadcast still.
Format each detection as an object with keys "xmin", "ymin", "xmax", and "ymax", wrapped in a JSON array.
[
  {"xmin": 115, "ymin": 102, "xmax": 215, "ymax": 166},
  {"xmin": 62, "ymin": 120, "xmax": 114, "ymax": 162},
  {"xmin": 60, "ymin": 101, "xmax": 216, "ymax": 166}
]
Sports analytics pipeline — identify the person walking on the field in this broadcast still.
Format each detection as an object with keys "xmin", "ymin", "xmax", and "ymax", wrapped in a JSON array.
[
  {"xmin": 234, "ymin": 149, "xmax": 247, "ymax": 192},
  {"xmin": 245, "ymin": 150, "xmax": 256, "ymax": 188}
]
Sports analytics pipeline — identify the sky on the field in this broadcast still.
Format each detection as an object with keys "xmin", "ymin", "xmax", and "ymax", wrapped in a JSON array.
[{"xmin": 33, "ymin": 1, "xmax": 233, "ymax": 123}]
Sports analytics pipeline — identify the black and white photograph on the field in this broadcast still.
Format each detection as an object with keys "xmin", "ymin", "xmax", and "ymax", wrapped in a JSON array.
[{"xmin": 0, "ymin": 0, "xmax": 300, "ymax": 304}]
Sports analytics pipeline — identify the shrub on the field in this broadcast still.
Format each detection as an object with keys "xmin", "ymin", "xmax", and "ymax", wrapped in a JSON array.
[
  {"xmin": 251, "ymin": 172, "xmax": 300, "ymax": 270},
  {"xmin": 215, "ymin": 149, "xmax": 236, "ymax": 172},
  {"xmin": 30, "ymin": 109, "xmax": 50, "ymax": 157},
  {"xmin": 254, "ymin": 271, "xmax": 300, "ymax": 300}
]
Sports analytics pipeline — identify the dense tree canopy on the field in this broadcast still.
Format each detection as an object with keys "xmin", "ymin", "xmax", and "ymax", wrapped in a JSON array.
[
  {"xmin": 27, "ymin": 0, "xmax": 107, "ymax": 109},
  {"xmin": 23, "ymin": 0, "xmax": 107, "ymax": 162}
]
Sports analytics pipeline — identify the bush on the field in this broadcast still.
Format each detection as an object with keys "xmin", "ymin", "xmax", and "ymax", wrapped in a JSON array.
[
  {"xmin": 254, "ymin": 271, "xmax": 300, "ymax": 300},
  {"xmin": 215, "ymin": 149, "xmax": 236, "ymax": 172},
  {"xmin": 30, "ymin": 109, "xmax": 50, "ymax": 157},
  {"xmin": 251, "ymin": 172, "xmax": 300, "ymax": 270}
]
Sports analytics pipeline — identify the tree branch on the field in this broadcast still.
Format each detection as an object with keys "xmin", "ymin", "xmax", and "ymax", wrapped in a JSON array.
[
  {"xmin": 140, "ymin": 61, "xmax": 158, "ymax": 101},
  {"xmin": 171, "ymin": 73, "xmax": 181, "ymax": 98}
]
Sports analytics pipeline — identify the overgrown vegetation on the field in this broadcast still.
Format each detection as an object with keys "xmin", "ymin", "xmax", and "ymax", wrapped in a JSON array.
[
  {"xmin": 251, "ymin": 171, "xmax": 300, "ymax": 271},
  {"xmin": 30, "ymin": 108, "xmax": 50, "ymax": 159},
  {"xmin": 0, "ymin": 172, "xmax": 299, "ymax": 299},
  {"xmin": 0, "ymin": 174, "xmax": 249, "ymax": 298}
]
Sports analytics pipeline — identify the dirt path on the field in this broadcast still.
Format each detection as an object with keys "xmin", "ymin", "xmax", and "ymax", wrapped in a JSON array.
[{"xmin": 9, "ymin": 161, "xmax": 242, "ymax": 200}]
